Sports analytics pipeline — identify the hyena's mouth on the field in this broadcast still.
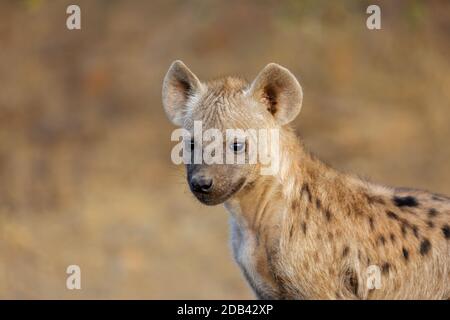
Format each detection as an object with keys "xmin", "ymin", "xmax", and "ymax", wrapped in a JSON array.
[{"xmin": 193, "ymin": 178, "xmax": 246, "ymax": 206}]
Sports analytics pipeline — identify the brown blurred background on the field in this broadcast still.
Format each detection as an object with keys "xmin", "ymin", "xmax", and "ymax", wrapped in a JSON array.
[{"xmin": 0, "ymin": 0, "xmax": 449, "ymax": 299}]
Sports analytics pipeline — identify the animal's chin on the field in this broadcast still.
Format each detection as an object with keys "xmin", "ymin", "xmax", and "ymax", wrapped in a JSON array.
[
  {"xmin": 192, "ymin": 178, "xmax": 246, "ymax": 206},
  {"xmin": 194, "ymin": 193, "xmax": 229, "ymax": 206}
]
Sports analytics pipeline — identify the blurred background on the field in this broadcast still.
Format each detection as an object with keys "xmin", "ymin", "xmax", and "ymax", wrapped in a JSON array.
[{"xmin": 0, "ymin": 0, "xmax": 449, "ymax": 299}]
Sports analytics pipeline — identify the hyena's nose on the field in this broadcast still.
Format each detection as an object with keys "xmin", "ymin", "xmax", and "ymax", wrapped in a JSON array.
[{"xmin": 190, "ymin": 175, "xmax": 213, "ymax": 193}]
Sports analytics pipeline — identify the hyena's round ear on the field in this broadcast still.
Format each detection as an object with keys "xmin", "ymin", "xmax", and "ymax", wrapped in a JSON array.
[
  {"xmin": 248, "ymin": 63, "xmax": 303, "ymax": 125},
  {"xmin": 162, "ymin": 60, "xmax": 202, "ymax": 126}
]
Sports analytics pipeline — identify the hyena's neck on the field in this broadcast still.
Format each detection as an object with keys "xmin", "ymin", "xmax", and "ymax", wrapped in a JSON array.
[
  {"xmin": 277, "ymin": 128, "xmax": 379, "ymax": 207},
  {"xmin": 228, "ymin": 127, "xmax": 387, "ymax": 231}
]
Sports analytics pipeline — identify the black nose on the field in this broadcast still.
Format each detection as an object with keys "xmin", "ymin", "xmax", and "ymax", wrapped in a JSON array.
[{"xmin": 190, "ymin": 175, "xmax": 213, "ymax": 193}]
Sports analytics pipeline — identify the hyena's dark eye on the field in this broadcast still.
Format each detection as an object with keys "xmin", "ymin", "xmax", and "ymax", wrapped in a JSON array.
[{"xmin": 230, "ymin": 142, "xmax": 245, "ymax": 154}]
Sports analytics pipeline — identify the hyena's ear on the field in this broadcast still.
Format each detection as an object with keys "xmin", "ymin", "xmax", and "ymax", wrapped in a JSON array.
[
  {"xmin": 248, "ymin": 63, "xmax": 303, "ymax": 125},
  {"xmin": 162, "ymin": 60, "xmax": 202, "ymax": 126}
]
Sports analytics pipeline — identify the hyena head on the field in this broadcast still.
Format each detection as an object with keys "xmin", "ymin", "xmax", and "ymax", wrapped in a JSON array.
[{"xmin": 162, "ymin": 60, "xmax": 303, "ymax": 205}]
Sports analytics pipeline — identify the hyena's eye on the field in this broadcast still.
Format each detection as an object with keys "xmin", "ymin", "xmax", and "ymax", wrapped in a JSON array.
[{"xmin": 230, "ymin": 141, "xmax": 245, "ymax": 154}]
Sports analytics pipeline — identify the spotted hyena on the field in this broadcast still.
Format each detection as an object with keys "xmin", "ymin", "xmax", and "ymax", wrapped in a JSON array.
[{"xmin": 162, "ymin": 60, "xmax": 450, "ymax": 299}]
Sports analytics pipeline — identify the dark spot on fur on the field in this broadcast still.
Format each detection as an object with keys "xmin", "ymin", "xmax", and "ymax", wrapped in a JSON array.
[
  {"xmin": 342, "ymin": 246, "xmax": 350, "ymax": 257},
  {"xmin": 390, "ymin": 233, "xmax": 396, "ymax": 243},
  {"xmin": 386, "ymin": 210, "xmax": 399, "ymax": 220},
  {"xmin": 377, "ymin": 235, "xmax": 386, "ymax": 246},
  {"xmin": 368, "ymin": 216, "xmax": 375, "ymax": 230},
  {"xmin": 427, "ymin": 220, "xmax": 434, "ymax": 228},
  {"xmin": 419, "ymin": 239, "xmax": 431, "ymax": 256},
  {"xmin": 325, "ymin": 210, "xmax": 332, "ymax": 221},
  {"xmin": 428, "ymin": 208, "xmax": 438, "ymax": 218},
  {"xmin": 402, "ymin": 247, "xmax": 409, "ymax": 261},
  {"xmin": 343, "ymin": 268, "xmax": 359, "ymax": 298},
  {"xmin": 442, "ymin": 224, "xmax": 450, "ymax": 239},
  {"xmin": 302, "ymin": 222, "xmax": 307, "ymax": 235},
  {"xmin": 393, "ymin": 196, "xmax": 419, "ymax": 208},
  {"xmin": 316, "ymin": 198, "xmax": 322, "ymax": 209},
  {"xmin": 327, "ymin": 232, "xmax": 333, "ymax": 241},
  {"xmin": 289, "ymin": 224, "xmax": 294, "ymax": 239},
  {"xmin": 302, "ymin": 183, "xmax": 311, "ymax": 202},
  {"xmin": 291, "ymin": 199, "xmax": 300, "ymax": 211},
  {"xmin": 381, "ymin": 262, "xmax": 390, "ymax": 274}
]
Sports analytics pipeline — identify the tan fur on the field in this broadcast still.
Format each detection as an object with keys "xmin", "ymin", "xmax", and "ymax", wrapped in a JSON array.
[
  {"xmin": 229, "ymin": 129, "xmax": 449, "ymax": 299},
  {"xmin": 162, "ymin": 61, "xmax": 450, "ymax": 300}
]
